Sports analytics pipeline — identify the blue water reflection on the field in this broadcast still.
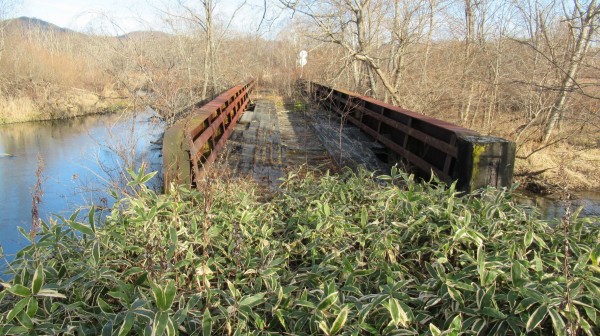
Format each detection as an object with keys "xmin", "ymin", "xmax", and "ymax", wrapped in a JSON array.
[{"xmin": 0, "ymin": 110, "xmax": 164, "ymax": 262}]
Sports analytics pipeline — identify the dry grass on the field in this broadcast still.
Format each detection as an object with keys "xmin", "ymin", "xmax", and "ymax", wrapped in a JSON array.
[
  {"xmin": 0, "ymin": 96, "xmax": 43, "ymax": 123},
  {"xmin": 0, "ymin": 88, "xmax": 129, "ymax": 125},
  {"xmin": 515, "ymin": 142, "xmax": 600, "ymax": 192}
]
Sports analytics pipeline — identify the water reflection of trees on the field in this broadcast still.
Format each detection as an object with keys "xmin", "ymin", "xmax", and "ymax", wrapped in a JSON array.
[{"xmin": 0, "ymin": 111, "xmax": 163, "ymax": 218}]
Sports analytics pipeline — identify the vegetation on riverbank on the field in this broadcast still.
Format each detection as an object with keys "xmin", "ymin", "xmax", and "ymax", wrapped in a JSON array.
[
  {"xmin": 0, "ymin": 89, "xmax": 130, "ymax": 125},
  {"xmin": 1, "ymin": 167, "xmax": 598, "ymax": 334},
  {"xmin": 514, "ymin": 143, "xmax": 600, "ymax": 194},
  {"xmin": 0, "ymin": 18, "xmax": 131, "ymax": 125}
]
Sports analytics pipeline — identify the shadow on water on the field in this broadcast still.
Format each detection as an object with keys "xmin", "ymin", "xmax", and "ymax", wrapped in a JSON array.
[{"xmin": 0, "ymin": 110, "xmax": 165, "ymax": 269}]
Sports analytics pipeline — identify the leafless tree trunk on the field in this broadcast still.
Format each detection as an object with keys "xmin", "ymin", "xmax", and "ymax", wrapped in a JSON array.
[
  {"xmin": 460, "ymin": 0, "xmax": 477, "ymax": 122},
  {"xmin": 200, "ymin": 0, "xmax": 216, "ymax": 99},
  {"xmin": 420, "ymin": 0, "xmax": 437, "ymax": 87},
  {"xmin": 513, "ymin": 0, "xmax": 554, "ymax": 143},
  {"xmin": 176, "ymin": 0, "xmax": 218, "ymax": 100},
  {"xmin": 542, "ymin": 0, "xmax": 599, "ymax": 143}
]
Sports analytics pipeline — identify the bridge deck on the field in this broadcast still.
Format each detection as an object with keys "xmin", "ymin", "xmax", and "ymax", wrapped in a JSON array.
[{"xmin": 218, "ymin": 94, "xmax": 388, "ymax": 185}]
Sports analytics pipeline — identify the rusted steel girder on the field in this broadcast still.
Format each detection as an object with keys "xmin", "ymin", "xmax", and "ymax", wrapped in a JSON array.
[
  {"xmin": 162, "ymin": 80, "xmax": 256, "ymax": 191},
  {"xmin": 302, "ymin": 81, "xmax": 515, "ymax": 192}
]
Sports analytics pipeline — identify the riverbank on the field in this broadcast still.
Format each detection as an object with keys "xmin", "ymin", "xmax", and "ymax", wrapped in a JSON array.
[
  {"xmin": 514, "ymin": 142, "xmax": 600, "ymax": 194},
  {"xmin": 0, "ymin": 88, "xmax": 130, "ymax": 125}
]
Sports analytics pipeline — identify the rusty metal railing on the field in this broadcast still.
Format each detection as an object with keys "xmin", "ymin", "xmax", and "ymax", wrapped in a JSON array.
[
  {"xmin": 304, "ymin": 81, "xmax": 515, "ymax": 192},
  {"xmin": 162, "ymin": 80, "xmax": 256, "ymax": 190}
]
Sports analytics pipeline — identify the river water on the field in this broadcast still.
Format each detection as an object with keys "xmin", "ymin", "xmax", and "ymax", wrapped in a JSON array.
[
  {"xmin": 0, "ymin": 110, "xmax": 164, "ymax": 260},
  {"xmin": 517, "ymin": 191, "xmax": 600, "ymax": 221}
]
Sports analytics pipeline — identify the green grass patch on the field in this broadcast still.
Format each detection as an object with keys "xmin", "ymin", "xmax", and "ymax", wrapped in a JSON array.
[{"xmin": 1, "ymin": 167, "xmax": 598, "ymax": 335}]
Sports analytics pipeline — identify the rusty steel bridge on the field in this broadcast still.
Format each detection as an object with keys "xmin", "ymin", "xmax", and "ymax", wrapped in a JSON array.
[{"xmin": 162, "ymin": 80, "xmax": 515, "ymax": 192}]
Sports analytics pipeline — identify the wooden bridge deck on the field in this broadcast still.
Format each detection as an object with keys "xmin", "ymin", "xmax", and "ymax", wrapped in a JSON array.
[{"xmin": 218, "ymin": 94, "xmax": 388, "ymax": 185}]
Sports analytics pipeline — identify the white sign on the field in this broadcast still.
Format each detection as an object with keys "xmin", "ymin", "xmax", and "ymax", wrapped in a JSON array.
[{"xmin": 299, "ymin": 50, "xmax": 308, "ymax": 68}]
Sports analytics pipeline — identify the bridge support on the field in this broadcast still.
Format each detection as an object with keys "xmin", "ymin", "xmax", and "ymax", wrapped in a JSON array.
[
  {"xmin": 302, "ymin": 81, "xmax": 515, "ymax": 192},
  {"xmin": 454, "ymin": 136, "xmax": 515, "ymax": 192}
]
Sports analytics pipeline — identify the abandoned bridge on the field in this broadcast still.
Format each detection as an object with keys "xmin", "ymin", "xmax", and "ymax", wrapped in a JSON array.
[{"xmin": 162, "ymin": 80, "xmax": 515, "ymax": 192}]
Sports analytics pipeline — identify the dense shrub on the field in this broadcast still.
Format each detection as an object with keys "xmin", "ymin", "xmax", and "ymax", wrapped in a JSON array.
[{"xmin": 1, "ymin": 167, "xmax": 598, "ymax": 335}]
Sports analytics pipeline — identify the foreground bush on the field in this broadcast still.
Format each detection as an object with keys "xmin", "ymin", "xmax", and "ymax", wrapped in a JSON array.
[{"xmin": 1, "ymin": 167, "xmax": 598, "ymax": 335}]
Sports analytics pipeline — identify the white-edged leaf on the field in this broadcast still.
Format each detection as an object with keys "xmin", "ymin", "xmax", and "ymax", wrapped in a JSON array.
[
  {"xmin": 318, "ymin": 319, "xmax": 330, "ymax": 335},
  {"xmin": 387, "ymin": 297, "xmax": 410, "ymax": 328},
  {"xmin": 88, "ymin": 205, "xmax": 96, "ymax": 233},
  {"xmin": 139, "ymin": 171, "xmax": 158, "ymax": 184},
  {"xmin": 429, "ymin": 323, "xmax": 441, "ymax": 336},
  {"xmin": 7, "ymin": 297, "xmax": 29, "ymax": 322},
  {"xmin": 361, "ymin": 207, "xmax": 367, "ymax": 227},
  {"xmin": 69, "ymin": 221, "xmax": 94, "ymax": 236},
  {"xmin": 152, "ymin": 311, "xmax": 169, "ymax": 336},
  {"xmin": 31, "ymin": 264, "xmax": 44, "ymax": 294},
  {"xmin": 317, "ymin": 292, "xmax": 338, "ymax": 311},
  {"xmin": 92, "ymin": 241, "xmax": 101, "ymax": 266},
  {"xmin": 7, "ymin": 284, "xmax": 31, "ymax": 297},
  {"xmin": 163, "ymin": 281, "xmax": 176, "ymax": 310},
  {"xmin": 330, "ymin": 306, "xmax": 349, "ymax": 335},
  {"xmin": 526, "ymin": 304, "xmax": 548, "ymax": 332},
  {"xmin": 511, "ymin": 261, "xmax": 523, "ymax": 285},
  {"xmin": 239, "ymin": 293, "xmax": 265, "ymax": 308},
  {"xmin": 524, "ymin": 229, "xmax": 533, "ymax": 248},
  {"xmin": 548, "ymin": 308, "xmax": 566, "ymax": 336},
  {"xmin": 36, "ymin": 289, "xmax": 66, "ymax": 298},
  {"xmin": 477, "ymin": 245, "xmax": 485, "ymax": 273},
  {"xmin": 118, "ymin": 312, "xmax": 134, "ymax": 336},
  {"xmin": 202, "ymin": 309, "xmax": 212, "ymax": 336}
]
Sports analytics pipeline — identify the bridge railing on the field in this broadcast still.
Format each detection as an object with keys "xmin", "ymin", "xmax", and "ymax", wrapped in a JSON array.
[
  {"xmin": 163, "ymin": 80, "xmax": 256, "ymax": 190},
  {"xmin": 303, "ymin": 81, "xmax": 515, "ymax": 192}
]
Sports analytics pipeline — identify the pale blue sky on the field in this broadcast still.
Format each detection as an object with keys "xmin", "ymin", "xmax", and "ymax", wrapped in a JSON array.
[
  {"xmin": 13, "ymin": 0, "xmax": 283, "ymax": 34},
  {"xmin": 18, "ymin": 0, "xmax": 158, "ymax": 33}
]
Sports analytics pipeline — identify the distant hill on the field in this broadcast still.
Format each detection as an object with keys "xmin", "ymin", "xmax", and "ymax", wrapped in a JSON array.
[
  {"xmin": 2, "ymin": 17, "xmax": 172, "ymax": 40},
  {"xmin": 2, "ymin": 17, "xmax": 77, "ymax": 35}
]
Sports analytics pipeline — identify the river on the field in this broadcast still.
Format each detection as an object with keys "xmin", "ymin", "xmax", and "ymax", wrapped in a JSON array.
[
  {"xmin": 0, "ymin": 110, "xmax": 164, "ymax": 261},
  {"xmin": 517, "ymin": 191, "xmax": 600, "ymax": 220}
]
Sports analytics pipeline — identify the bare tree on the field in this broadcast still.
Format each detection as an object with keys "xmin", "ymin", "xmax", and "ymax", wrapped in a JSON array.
[
  {"xmin": 419, "ymin": 0, "xmax": 440, "ymax": 87},
  {"xmin": 0, "ymin": 0, "xmax": 19, "ymax": 69},
  {"xmin": 280, "ymin": 0, "xmax": 434, "ymax": 105},
  {"xmin": 509, "ymin": 0, "xmax": 600, "ymax": 145},
  {"xmin": 178, "ymin": 0, "xmax": 218, "ymax": 99},
  {"xmin": 541, "ymin": 0, "xmax": 600, "ymax": 143},
  {"xmin": 458, "ymin": 0, "xmax": 496, "ymax": 123}
]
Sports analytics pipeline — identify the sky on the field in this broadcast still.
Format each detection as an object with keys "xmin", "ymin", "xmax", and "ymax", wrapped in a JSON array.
[
  {"xmin": 11, "ymin": 0, "xmax": 285, "ymax": 35},
  {"xmin": 16, "ymin": 0, "xmax": 158, "ymax": 33}
]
